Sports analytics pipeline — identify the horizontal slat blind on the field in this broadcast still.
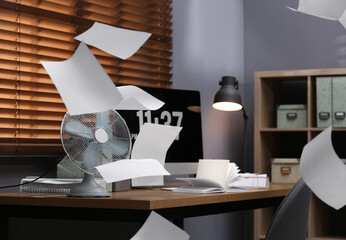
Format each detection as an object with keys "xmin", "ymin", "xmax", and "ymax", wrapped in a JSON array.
[{"xmin": 0, "ymin": 0, "xmax": 172, "ymax": 155}]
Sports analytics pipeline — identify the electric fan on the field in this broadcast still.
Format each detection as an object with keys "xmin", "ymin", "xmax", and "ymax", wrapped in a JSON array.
[{"xmin": 61, "ymin": 109, "xmax": 132, "ymax": 197}]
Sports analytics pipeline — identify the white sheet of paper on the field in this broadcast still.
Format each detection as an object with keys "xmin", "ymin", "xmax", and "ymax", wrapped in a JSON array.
[
  {"xmin": 130, "ymin": 211, "xmax": 189, "ymax": 240},
  {"xmin": 95, "ymin": 159, "xmax": 169, "ymax": 183},
  {"xmin": 115, "ymin": 85, "xmax": 164, "ymax": 110},
  {"xmin": 75, "ymin": 22, "xmax": 151, "ymax": 60},
  {"xmin": 41, "ymin": 42, "xmax": 123, "ymax": 115},
  {"xmin": 300, "ymin": 126, "xmax": 346, "ymax": 210},
  {"xmin": 287, "ymin": 0, "xmax": 346, "ymax": 29},
  {"xmin": 287, "ymin": 0, "xmax": 346, "ymax": 20},
  {"xmin": 196, "ymin": 159, "xmax": 230, "ymax": 187},
  {"xmin": 338, "ymin": 10, "xmax": 346, "ymax": 28},
  {"xmin": 131, "ymin": 123, "xmax": 182, "ymax": 186},
  {"xmin": 42, "ymin": 42, "xmax": 163, "ymax": 115}
]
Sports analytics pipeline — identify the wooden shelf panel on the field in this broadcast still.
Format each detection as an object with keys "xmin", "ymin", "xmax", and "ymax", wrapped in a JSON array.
[
  {"xmin": 259, "ymin": 128, "xmax": 346, "ymax": 134},
  {"xmin": 260, "ymin": 128, "xmax": 309, "ymax": 132},
  {"xmin": 255, "ymin": 68, "xmax": 346, "ymax": 78}
]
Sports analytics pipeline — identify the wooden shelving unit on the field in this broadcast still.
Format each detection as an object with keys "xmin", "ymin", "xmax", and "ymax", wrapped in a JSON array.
[{"xmin": 254, "ymin": 68, "xmax": 346, "ymax": 240}]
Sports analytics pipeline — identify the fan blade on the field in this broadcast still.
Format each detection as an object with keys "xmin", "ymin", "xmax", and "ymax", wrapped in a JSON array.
[
  {"xmin": 64, "ymin": 120, "xmax": 94, "ymax": 139},
  {"xmin": 63, "ymin": 134, "xmax": 93, "ymax": 161},
  {"xmin": 106, "ymin": 137, "xmax": 131, "ymax": 159},
  {"xmin": 95, "ymin": 111, "xmax": 110, "ymax": 129},
  {"xmin": 82, "ymin": 141, "xmax": 101, "ymax": 174}
]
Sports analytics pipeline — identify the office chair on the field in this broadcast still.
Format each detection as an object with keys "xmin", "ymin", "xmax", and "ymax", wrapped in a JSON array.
[{"xmin": 265, "ymin": 178, "xmax": 311, "ymax": 240}]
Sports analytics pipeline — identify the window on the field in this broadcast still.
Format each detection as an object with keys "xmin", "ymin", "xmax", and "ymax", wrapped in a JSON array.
[{"xmin": 0, "ymin": 0, "xmax": 172, "ymax": 154}]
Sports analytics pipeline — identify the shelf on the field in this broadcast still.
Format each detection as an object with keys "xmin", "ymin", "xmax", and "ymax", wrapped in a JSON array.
[
  {"xmin": 260, "ymin": 128, "xmax": 309, "ymax": 132},
  {"xmin": 254, "ymin": 68, "xmax": 346, "ymax": 240},
  {"xmin": 260, "ymin": 127, "xmax": 346, "ymax": 132},
  {"xmin": 311, "ymin": 128, "xmax": 346, "ymax": 132}
]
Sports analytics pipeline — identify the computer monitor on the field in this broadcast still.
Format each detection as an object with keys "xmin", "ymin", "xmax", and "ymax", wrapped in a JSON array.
[{"xmin": 117, "ymin": 87, "xmax": 203, "ymax": 174}]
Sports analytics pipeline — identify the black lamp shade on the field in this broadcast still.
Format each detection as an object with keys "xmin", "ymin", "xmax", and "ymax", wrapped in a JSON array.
[{"xmin": 213, "ymin": 76, "xmax": 243, "ymax": 111}]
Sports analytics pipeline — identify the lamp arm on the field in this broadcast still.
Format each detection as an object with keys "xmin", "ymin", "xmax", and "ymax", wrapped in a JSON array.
[
  {"xmin": 242, "ymin": 107, "xmax": 249, "ymax": 120},
  {"xmin": 241, "ymin": 106, "xmax": 248, "ymax": 172},
  {"xmin": 234, "ymin": 80, "xmax": 239, "ymax": 90}
]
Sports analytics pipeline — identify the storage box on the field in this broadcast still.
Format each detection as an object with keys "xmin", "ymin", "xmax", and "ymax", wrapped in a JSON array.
[
  {"xmin": 271, "ymin": 158, "xmax": 301, "ymax": 184},
  {"xmin": 316, "ymin": 76, "xmax": 346, "ymax": 128},
  {"xmin": 277, "ymin": 104, "xmax": 307, "ymax": 128}
]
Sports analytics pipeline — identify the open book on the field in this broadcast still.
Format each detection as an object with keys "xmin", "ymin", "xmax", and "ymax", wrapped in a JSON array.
[{"xmin": 173, "ymin": 159, "xmax": 246, "ymax": 193}]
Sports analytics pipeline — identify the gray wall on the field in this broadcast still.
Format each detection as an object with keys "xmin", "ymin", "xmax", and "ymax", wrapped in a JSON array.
[{"xmin": 172, "ymin": 0, "xmax": 247, "ymax": 240}]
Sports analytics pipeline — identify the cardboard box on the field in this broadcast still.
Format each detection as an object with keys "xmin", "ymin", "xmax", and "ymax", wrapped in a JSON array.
[
  {"xmin": 277, "ymin": 104, "xmax": 307, "ymax": 128},
  {"xmin": 271, "ymin": 158, "xmax": 300, "ymax": 184}
]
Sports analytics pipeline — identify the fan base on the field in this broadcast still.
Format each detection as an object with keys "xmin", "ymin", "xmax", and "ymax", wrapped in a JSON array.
[{"xmin": 67, "ymin": 173, "xmax": 110, "ymax": 197}]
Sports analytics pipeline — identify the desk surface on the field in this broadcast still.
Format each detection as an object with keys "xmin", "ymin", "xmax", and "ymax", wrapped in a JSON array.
[{"xmin": 0, "ymin": 184, "xmax": 292, "ymax": 210}]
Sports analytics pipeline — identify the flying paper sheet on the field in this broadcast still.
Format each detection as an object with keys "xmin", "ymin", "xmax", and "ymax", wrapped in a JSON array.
[
  {"xmin": 130, "ymin": 211, "xmax": 190, "ymax": 240},
  {"xmin": 131, "ymin": 123, "xmax": 182, "ymax": 187},
  {"xmin": 42, "ymin": 42, "xmax": 164, "ymax": 115},
  {"xmin": 300, "ymin": 126, "xmax": 346, "ymax": 210},
  {"xmin": 287, "ymin": 0, "xmax": 346, "ymax": 28},
  {"xmin": 339, "ymin": 10, "xmax": 346, "ymax": 28},
  {"xmin": 116, "ymin": 85, "xmax": 164, "ymax": 110},
  {"xmin": 41, "ymin": 42, "xmax": 123, "ymax": 115},
  {"xmin": 75, "ymin": 22, "xmax": 151, "ymax": 60},
  {"xmin": 95, "ymin": 159, "xmax": 169, "ymax": 183}
]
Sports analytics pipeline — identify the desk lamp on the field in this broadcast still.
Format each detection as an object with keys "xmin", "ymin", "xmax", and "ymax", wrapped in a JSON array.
[{"xmin": 213, "ymin": 76, "xmax": 248, "ymax": 171}]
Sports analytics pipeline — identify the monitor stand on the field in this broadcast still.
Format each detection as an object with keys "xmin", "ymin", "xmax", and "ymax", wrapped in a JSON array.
[{"xmin": 164, "ymin": 162, "xmax": 198, "ymax": 175}]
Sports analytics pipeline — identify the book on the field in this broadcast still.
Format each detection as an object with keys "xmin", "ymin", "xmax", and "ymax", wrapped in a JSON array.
[
  {"xmin": 173, "ymin": 159, "xmax": 245, "ymax": 193},
  {"xmin": 20, "ymin": 177, "xmax": 106, "ymax": 194}
]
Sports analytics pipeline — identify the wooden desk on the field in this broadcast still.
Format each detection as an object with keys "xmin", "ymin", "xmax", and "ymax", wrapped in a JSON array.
[{"xmin": 0, "ymin": 184, "xmax": 291, "ymax": 238}]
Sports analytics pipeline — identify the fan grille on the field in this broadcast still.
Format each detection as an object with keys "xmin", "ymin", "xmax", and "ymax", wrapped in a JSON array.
[{"xmin": 61, "ymin": 110, "xmax": 132, "ymax": 176}]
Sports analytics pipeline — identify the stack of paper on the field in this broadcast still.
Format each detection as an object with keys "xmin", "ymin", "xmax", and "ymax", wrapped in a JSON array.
[{"xmin": 228, "ymin": 173, "xmax": 269, "ymax": 188}]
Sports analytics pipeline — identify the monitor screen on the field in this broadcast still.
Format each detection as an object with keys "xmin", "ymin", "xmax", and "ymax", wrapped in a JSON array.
[{"xmin": 117, "ymin": 87, "xmax": 203, "ymax": 174}]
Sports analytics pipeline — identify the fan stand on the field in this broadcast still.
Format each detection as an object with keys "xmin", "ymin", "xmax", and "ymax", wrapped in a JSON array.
[{"xmin": 67, "ymin": 173, "xmax": 110, "ymax": 197}]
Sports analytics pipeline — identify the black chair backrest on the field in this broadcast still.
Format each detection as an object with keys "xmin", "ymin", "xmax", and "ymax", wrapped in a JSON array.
[{"xmin": 265, "ymin": 178, "xmax": 311, "ymax": 240}]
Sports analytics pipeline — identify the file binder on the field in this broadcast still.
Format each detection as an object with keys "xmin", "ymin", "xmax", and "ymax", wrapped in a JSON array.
[
  {"xmin": 332, "ymin": 76, "xmax": 346, "ymax": 127},
  {"xmin": 316, "ymin": 77, "xmax": 332, "ymax": 127}
]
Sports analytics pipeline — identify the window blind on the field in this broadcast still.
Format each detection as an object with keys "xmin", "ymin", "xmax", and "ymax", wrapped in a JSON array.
[{"xmin": 0, "ymin": 0, "xmax": 172, "ymax": 155}]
